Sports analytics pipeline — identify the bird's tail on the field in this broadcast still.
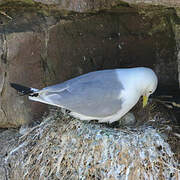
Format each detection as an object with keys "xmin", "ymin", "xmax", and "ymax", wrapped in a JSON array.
[{"xmin": 10, "ymin": 83, "xmax": 39, "ymax": 97}]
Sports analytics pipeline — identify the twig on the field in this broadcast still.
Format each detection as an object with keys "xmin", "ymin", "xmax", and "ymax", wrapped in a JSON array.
[{"xmin": 0, "ymin": 11, "xmax": 12, "ymax": 20}]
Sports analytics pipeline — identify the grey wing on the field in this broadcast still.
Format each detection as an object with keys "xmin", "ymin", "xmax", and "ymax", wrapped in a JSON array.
[
  {"xmin": 41, "ymin": 74, "xmax": 124, "ymax": 118},
  {"xmin": 39, "ymin": 82, "xmax": 69, "ymax": 93}
]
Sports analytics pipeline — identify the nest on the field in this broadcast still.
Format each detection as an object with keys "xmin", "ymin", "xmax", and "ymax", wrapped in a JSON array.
[{"xmin": 4, "ymin": 107, "xmax": 180, "ymax": 180}]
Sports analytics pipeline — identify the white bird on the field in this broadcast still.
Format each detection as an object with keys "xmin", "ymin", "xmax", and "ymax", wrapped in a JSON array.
[{"xmin": 11, "ymin": 67, "xmax": 158, "ymax": 123}]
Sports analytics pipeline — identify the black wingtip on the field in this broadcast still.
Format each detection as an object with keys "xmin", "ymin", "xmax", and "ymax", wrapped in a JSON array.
[{"xmin": 10, "ymin": 83, "xmax": 34, "ymax": 95}]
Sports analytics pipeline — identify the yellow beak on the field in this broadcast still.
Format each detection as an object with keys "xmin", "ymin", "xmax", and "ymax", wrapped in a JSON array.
[{"xmin": 143, "ymin": 95, "xmax": 148, "ymax": 108}]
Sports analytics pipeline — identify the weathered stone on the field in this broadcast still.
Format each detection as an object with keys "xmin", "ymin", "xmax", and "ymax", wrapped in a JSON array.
[
  {"xmin": 47, "ymin": 7, "xmax": 179, "ymax": 87},
  {"xmin": 0, "ymin": 32, "xmax": 49, "ymax": 127},
  {"xmin": 125, "ymin": 0, "xmax": 180, "ymax": 7},
  {"xmin": 0, "ymin": 0, "xmax": 180, "ymax": 14},
  {"xmin": 9, "ymin": 0, "xmax": 180, "ymax": 11}
]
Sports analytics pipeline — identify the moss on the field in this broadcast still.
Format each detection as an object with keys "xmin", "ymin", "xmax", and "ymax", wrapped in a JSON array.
[
  {"xmin": 0, "ymin": 0, "xmax": 75, "ymax": 19},
  {"xmin": 0, "ymin": 0, "xmax": 50, "ymax": 14},
  {"xmin": 0, "ymin": 0, "xmax": 79, "ymax": 30},
  {"xmin": 113, "ymin": 0, "xmax": 130, "ymax": 8},
  {"xmin": 0, "ymin": 0, "xmax": 35, "ymax": 6}
]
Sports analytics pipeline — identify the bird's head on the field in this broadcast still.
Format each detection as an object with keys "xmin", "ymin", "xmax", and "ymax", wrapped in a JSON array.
[{"xmin": 141, "ymin": 68, "xmax": 158, "ymax": 107}]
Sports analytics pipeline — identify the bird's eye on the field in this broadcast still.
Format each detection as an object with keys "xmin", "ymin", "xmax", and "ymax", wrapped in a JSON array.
[{"xmin": 149, "ymin": 90, "xmax": 152, "ymax": 93}]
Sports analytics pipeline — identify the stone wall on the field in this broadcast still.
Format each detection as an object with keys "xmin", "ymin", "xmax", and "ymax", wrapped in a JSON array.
[
  {"xmin": 1, "ymin": 0, "xmax": 180, "ymax": 13},
  {"xmin": 0, "ymin": 1, "xmax": 179, "ymax": 128},
  {"xmin": 34, "ymin": 0, "xmax": 180, "ymax": 10},
  {"xmin": 125, "ymin": 0, "xmax": 180, "ymax": 7}
]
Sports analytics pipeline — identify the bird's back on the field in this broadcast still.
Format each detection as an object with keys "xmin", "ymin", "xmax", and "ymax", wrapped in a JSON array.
[{"xmin": 37, "ymin": 69, "xmax": 127, "ymax": 117}]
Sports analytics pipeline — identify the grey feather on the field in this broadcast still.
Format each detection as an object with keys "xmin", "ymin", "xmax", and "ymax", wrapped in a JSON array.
[{"xmin": 38, "ymin": 70, "xmax": 124, "ymax": 117}]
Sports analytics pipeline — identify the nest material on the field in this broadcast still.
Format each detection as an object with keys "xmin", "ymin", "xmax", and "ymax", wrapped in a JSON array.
[{"xmin": 4, "ymin": 107, "xmax": 180, "ymax": 180}]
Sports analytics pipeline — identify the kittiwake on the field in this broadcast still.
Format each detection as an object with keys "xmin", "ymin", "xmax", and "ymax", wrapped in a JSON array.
[{"xmin": 10, "ymin": 67, "xmax": 158, "ymax": 123}]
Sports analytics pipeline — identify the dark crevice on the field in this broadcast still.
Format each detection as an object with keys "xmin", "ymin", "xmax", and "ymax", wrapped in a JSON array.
[{"xmin": 1, "ymin": 31, "xmax": 7, "ymax": 64}]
